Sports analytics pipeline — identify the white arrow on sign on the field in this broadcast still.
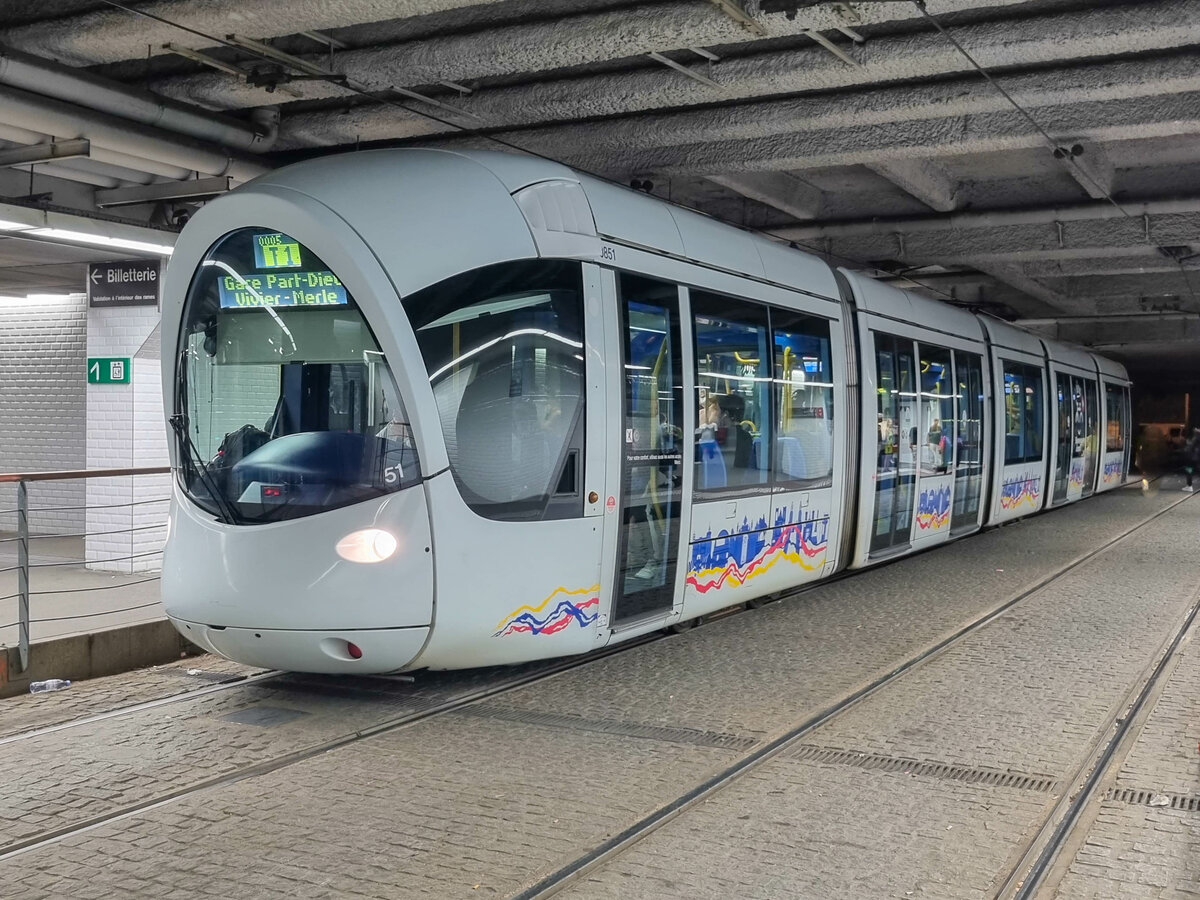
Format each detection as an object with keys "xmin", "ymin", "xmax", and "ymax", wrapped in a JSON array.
[{"xmin": 90, "ymin": 269, "xmax": 102, "ymax": 285}]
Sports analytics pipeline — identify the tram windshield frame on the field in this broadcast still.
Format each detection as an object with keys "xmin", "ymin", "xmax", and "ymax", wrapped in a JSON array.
[{"xmin": 174, "ymin": 227, "xmax": 420, "ymax": 525}]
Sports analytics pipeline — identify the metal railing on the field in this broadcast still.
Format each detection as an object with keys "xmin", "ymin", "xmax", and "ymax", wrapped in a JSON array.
[{"xmin": 0, "ymin": 467, "xmax": 172, "ymax": 673}]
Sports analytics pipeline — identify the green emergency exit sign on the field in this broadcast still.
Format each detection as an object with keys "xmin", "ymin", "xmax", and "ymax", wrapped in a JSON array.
[{"xmin": 88, "ymin": 357, "xmax": 131, "ymax": 384}]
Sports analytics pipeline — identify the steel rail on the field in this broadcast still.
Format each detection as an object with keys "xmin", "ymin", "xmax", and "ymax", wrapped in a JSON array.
[
  {"xmin": 1006, "ymin": 586, "xmax": 1200, "ymax": 899},
  {"xmin": 0, "ymin": 631, "xmax": 666, "ymax": 863},
  {"xmin": 511, "ymin": 490, "xmax": 1194, "ymax": 900},
  {"xmin": 0, "ymin": 669, "xmax": 284, "ymax": 747}
]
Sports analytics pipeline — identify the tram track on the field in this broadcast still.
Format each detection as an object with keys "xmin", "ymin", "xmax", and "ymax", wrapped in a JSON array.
[
  {"xmin": 0, "ymin": 631, "xmax": 666, "ymax": 864},
  {"xmin": 509, "ymin": 489, "xmax": 1195, "ymax": 900},
  {"xmin": 0, "ymin": 669, "xmax": 284, "ymax": 746},
  {"xmin": 0, "ymin": 483, "xmax": 1179, "ymax": 885},
  {"xmin": 1003, "ymin": 581, "xmax": 1200, "ymax": 899}
]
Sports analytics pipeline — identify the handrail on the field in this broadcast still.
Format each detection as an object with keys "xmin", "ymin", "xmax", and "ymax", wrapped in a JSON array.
[
  {"xmin": 2, "ymin": 465, "xmax": 172, "ymax": 674},
  {"xmin": 0, "ymin": 466, "xmax": 171, "ymax": 484}
]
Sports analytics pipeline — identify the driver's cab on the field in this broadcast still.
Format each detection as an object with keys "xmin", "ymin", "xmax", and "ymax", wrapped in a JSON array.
[{"xmin": 176, "ymin": 227, "xmax": 420, "ymax": 524}]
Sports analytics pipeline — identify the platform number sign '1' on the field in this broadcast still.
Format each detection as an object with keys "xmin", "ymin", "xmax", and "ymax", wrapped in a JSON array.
[{"xmin": 87, "ymin": 357, "xmax": 131, "ymax": 385}]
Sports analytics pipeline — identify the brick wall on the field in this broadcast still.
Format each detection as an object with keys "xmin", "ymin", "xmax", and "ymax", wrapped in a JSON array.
[{"xmin": 0, "ymin": 294, "xmax": 88, "ymax": 533}]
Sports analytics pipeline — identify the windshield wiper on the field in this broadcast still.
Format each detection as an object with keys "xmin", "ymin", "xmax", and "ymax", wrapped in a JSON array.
[{"xmin": 169, "ymin": 413, "xmax": 245, "ymax": 526}]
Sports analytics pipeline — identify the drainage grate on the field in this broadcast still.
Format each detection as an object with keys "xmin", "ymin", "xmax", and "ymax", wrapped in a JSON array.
[
  {"xmin": 784, "ymin": 744, "xmax": 1060, "ymax": 793},
  {"xmin": 456, "ymin": 705, "xmax": 762, "ymax": 751},
  {"xmin": 1106, "ymin": 788, "xmax": 1200, "ymax": 813},
  {"xmin": 221, "ymin": 706, "xmax": 310, "ymax": 727}
]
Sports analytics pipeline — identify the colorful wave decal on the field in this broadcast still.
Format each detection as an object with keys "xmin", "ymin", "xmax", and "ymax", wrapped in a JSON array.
[
  {"xmin": 1103, "ymin": 460, "xmax": 1124, "ymax": 483},
  {"xmin": 1000, "ymin": 474, "xmax": 1040, "ymax": 510},
  {"xmin": 1068, "ymin": 460, "xmax": 1086, "ymax": 490},
  {"xmin": 687, "ymin": 508, "xmax": 828, "ymax": 595},
  {"xmin": 493, "ymin": 585, "xmax": 601, "ymax": 637},
  {"xmin": 915, "ymin": 485, "xmax": 951, "ymax": 530}
]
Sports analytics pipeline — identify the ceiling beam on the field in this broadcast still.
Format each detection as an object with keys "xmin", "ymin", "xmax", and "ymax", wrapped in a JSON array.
[
  {"xmin": 276, "ymin": 0, "xmax": 1200, "ymax": 148},
  {"xmin": 705, "ymin": 172, "xmax": 822, "ymax": 219},
  {"xmin": 94, "ymin": 176, "xmax": 234, "ymax": 208},
  {"xmin": 867, "ymin": 159, "xmax": 959, "ymax": 212},
  {"xmin": 1022, "ymin": 257, "xmax": 1195, "ymax": 278},
  {"xmin": 773, "ymin": 212, "xmax": 1200, "ymax": 271},
  {"xmin": 0, "ymin": 139, "xmax": 91, "ymax": 168},
  {"xmin": 153, "ymin": 0, "xmax": 1025, "ymax": 114},
  {"xmin": 580, "ymin": 89, "xmax": 1200, "ymax": 179},
  {"xmin": 1016, "ymin": 313, "xmax": 1200, "ymax": 349},
  {"xmin": 1057, "ymin": 140, "xmax": 1117, "ymax": 200},
  {"xmin": 967, "ymin": 261, "xmax": 1070, "ymax": 310}
]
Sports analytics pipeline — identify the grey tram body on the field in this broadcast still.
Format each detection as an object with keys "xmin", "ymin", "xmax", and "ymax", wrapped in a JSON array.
[{"xmin": 160, "ymin": 150, "xmax": 1132, "ymax": 674}]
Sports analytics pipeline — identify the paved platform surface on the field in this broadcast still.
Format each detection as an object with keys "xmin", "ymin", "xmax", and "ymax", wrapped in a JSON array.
[
  {"xmin": 0, "ymin": 534, "xmax": 164, "ymax": 647},
  {"xmin": 0, "ymin": 482, "xmax": 1197, "ymax": 899}
]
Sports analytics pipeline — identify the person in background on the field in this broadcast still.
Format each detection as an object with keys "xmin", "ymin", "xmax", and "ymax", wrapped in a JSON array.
[{"xmin": 1182, "ymin": 427, "xmax": 1200, "ymax": 492}]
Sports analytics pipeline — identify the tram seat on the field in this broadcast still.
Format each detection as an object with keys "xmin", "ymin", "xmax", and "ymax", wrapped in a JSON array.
[
  {"xmin": 698, "ymin": 438, "xmax": 727, "ymax": 489},
  {"xmin": 776, "ymin": 436, "xmax": 805, "ymax": 479}
]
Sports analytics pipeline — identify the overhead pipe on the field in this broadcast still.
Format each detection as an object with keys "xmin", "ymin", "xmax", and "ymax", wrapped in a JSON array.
[
  {"xmin": 0, "ymin": 45, "xmax": 275, "ymax": 152},
  {"xmin": 778, "ymin": 197, "xmax": 1200, "ymax": 240},
  {"xmin": 0, "ymin": 84, "xmax": 270, "ymax": 184}
]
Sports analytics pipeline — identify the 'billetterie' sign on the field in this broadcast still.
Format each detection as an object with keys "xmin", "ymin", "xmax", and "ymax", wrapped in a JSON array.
[{"xmin": 88, "ymin": 259, "xmax": 160, "ymax": 308}]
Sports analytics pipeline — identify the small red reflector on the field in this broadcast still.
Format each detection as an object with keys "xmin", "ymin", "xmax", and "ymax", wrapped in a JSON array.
[
  {"xmin": 346, "ymin": 641, "xmax": 363, "ymax": 660},
  {"xmin": 263, "ymin": 486, "xmax": 282, "ymax": 497}
]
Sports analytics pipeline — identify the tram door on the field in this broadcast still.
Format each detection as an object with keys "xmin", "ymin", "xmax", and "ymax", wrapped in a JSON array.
[
  {"xmin": 912, "ymin": 343, "xmax": 955, "ymax": 543},
  {"xmin": 1052, "ymin": 372, "xmax": 1071, "ymax": 504},
  {"xmin": 1082, "ymin": 379, "xmax": 1099, "ymax": 496},
  {"xmin": 950, "ymin": 351, "xmax": 985, "ymax": 531},
  {"xmin": 612, "ymin": 274, "xmax": 685, "ymax": 623},
  {"xmin": 869, "ymin": 333, "xmax": 917, "ymax": 555}
]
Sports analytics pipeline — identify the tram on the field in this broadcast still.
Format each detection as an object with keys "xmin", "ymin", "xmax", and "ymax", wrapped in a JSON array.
[{"xmin": 160, "ymin": 150, "xmax": 1132, "ymax": 673}]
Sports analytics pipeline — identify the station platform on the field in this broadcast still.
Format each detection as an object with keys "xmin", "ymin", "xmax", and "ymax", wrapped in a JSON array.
[
  {"xmin": 0, "ymin": 480, "xmax": 1197, "ymax": 899},
  {"xmin": 0, "ymin": 534, "xmax": 164, "ymax": 646}
]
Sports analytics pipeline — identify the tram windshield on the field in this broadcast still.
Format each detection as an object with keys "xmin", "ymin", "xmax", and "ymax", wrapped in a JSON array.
[{"xmin": 175, "ymin": 228, "xmax": 419, "ymax": 524}]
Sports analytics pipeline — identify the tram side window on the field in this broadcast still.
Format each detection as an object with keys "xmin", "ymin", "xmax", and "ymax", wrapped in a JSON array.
[
  {"xmin": 691, "ymin": 292, "xmax": 770, "ymax": 494},
  {"xmin": 918, "ymin": 344, "xmax": 955, "ymax": 475},
  {"xmin": 404, "ymin": 260, "xmax": 586, "ymax": 522},
  {"xmin": 1105, "ymin": 383, "xmax": 1126, "ymax": 451},
  {"xmin": 1002, "ymin": 362, "xmax": 1043, "ymax": 464},
  {"xmin": 772, "ymin": 309, "xmax": 834, "ymax": 489}
]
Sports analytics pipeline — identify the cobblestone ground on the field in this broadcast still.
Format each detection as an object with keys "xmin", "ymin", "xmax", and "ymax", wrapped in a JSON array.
[
  {"xmin": 0, "ymin": 654, "xmax": 261, "ymax": 739},
  {"xmin": 0, "ymin": 659, "xmax": 561, "ymax": 845},
  {"xmin": 557, "ymin": 495, "xmax": 1200, "ymax": 899},
  {"xmin": 0, "ymin": 486, "xmax": 1191, "ymax": 899},
  {"xmin": 1053, "ymin": 614, "xmax": 1200, "ymax": 899}
]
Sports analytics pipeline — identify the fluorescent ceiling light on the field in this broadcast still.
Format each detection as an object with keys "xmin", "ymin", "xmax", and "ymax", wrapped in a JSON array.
[
  {"xmin": 28, "ymin": 227, "xmax": 173, "ymax": 256},
  {"xmin": 0, "ymin": 219, "xmax": 32, "ymax": 231}
]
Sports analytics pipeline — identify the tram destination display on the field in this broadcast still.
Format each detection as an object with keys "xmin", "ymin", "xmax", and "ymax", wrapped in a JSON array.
[
  {"xmin": 217, "ymin": 269, "xmax": 349, "ymax": 308},
  {"xmin": 87, "ymin": 259, "xmax": 160, "ymax": 308},
  {"xmin": 218, "ymin": 231, "xmax": 350, "ymax": 308}
]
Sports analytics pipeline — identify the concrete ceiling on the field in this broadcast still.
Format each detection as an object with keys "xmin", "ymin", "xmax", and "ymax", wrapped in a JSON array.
[{"xmin": 2, "ymin": 0, "xmax": 1198, "ymax": 384}]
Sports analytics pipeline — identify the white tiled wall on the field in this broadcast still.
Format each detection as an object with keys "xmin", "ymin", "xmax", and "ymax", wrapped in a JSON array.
[
  {"xmin": 0, "ymin": 294, "xmax": 88, "ymax": 533},
  {"xmin": 85, "ymin": 306, "xmax": 170, "ymax": 573}
]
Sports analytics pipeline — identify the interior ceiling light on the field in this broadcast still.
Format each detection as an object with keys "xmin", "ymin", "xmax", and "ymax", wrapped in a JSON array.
[
  {"xmin": 27, "ymin": 227, "xmax": 174, "ymax": 256},
  {"xmin": 0, "ymin": 219, "xmax": 32, "ymax": 231}
]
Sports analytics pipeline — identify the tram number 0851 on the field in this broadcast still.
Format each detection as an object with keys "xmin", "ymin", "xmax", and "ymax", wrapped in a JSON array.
[{"xmin": 600, "ymin": 244, "xmax": 617, "ymax": 262}]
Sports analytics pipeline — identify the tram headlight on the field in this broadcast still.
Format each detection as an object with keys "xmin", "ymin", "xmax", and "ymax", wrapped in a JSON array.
[{"xmin": 336, "ymin": 528, "xmax": 398, "ymax": 563}]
